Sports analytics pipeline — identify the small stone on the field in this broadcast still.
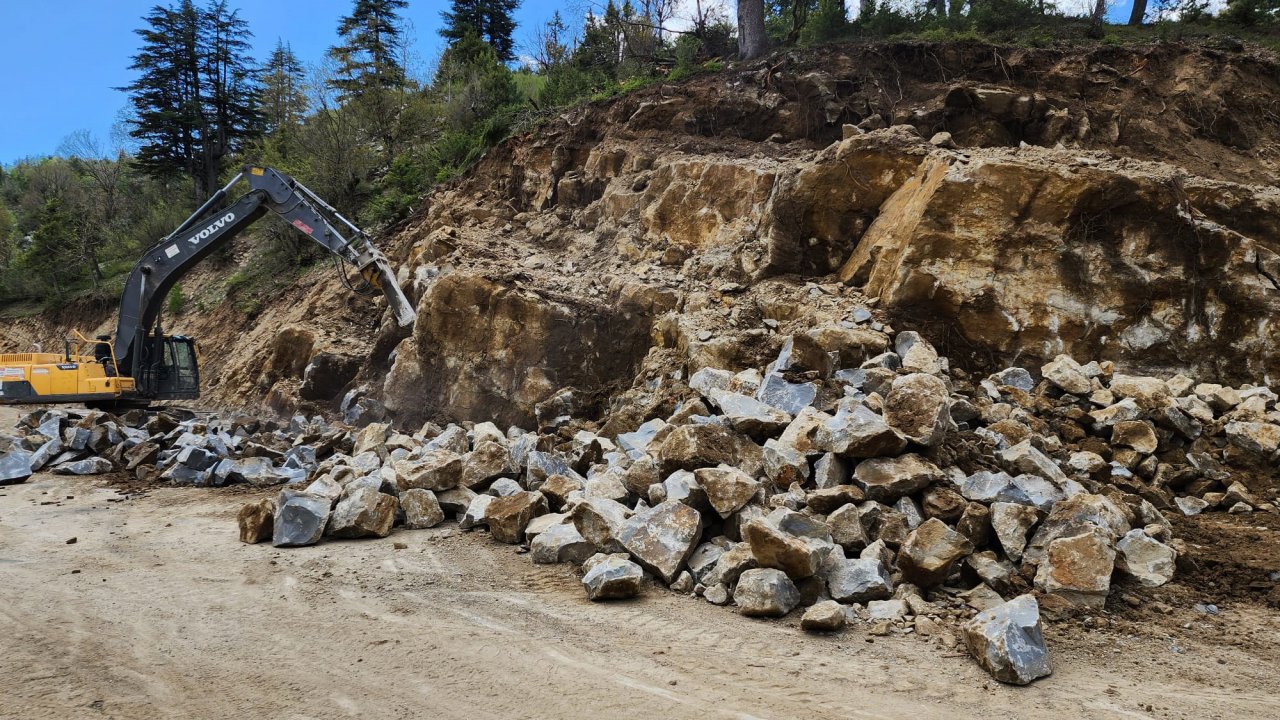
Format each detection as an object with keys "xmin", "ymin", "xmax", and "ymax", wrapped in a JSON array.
[
  {"xmin": 582, "ymin": 553, "xmax": 644, "ymax": 600},
  {"xmin": 237, "ymin": 497, "xmax": 275, "ymax": 544},
  {"xmin": 704, "ymin": 583, "xmax": 731, "ymax": 605},
  {"xmin": 988, "ymin": 367, "xmax": 1034, "ymax": 392},
  {"xmin": 801, "ymin": 600, "xmax": 847, "ymax": 632},
  {"xmin": 866, "ymin": 598, "xmax": 907, "ymax": 620},
  {"xmin": 963, "ymin": 594, "xmax": 1052, "ymax": 685},
  {"xmin": 1174, "ymin": 496, "xmax": 1209, "ymax": 516},
  {"xmin": 734, "ymin": 568, "xmax": 801, "ymax": 617}
]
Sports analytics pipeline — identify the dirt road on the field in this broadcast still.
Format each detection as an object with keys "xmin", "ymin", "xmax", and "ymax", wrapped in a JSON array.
[{"xmin": 1, "ymin": 469, "xmax": 1277, "ymax": 720}]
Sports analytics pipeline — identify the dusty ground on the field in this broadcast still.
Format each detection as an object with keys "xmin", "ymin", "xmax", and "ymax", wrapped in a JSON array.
[{"xmin": 2, "ymin": 406, "xmax": 1279, "ymax": 719}]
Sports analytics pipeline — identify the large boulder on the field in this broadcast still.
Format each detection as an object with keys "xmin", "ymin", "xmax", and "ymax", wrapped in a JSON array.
[
  {"xmin": 272, "ymin": 490, "xmax": 332, "ymax": 547},
  {"xmin": 461, "ymin": 441, "xmax": 518, "ymax": 488},
  {"xmin": 853, "ymin": 453, "xmax": 942, "ymax": 502},
  {"xmin": 708, "ymin": 390, "xmax": 792, "ymax": 439},
  {"xmin": 897, "ymin": 517, "xmax": 974, "ymax": 587},
  {"xmin": 53, "ymin": 457, "xmax": 113, "ymax": 475},
  {"xmin": 571, "ymin": 497, "xmax": 632, "ymax": 554},
  {"xmin": 694, "ymin": 465, "xmax": 760, "ymax": 518},
  {"xmin": 1115, "ymin": 529, "xmax": 1176, "ymax": 587},
  {"xmin": 531, "ymin": 522, "xmax": 595, "ymax": 564},
  {"xmin": 963, "ymin": 594, "xmax": 1052, "ymax": 685},
  {"xmin": 400, "ymin": 488, "xmax": 445, "ymax": 529},
  {"xmin": 883, "ymin": 373, "xmax": 950, "ymax": 446},
  {"xmin": 393, "ymin": 451, "xmax": 464, "ymax": 492},
  {"xmin": 989, "ymin": 502, "xmax": 1042, "ymax": 563},
  {"xmin": 0, "ymin": 450, "xmax": 34, "ymax": 485},
  {"xmin": 618, "ymin": 500, "xmax": 704, "ymax": 584},
  {"xmin": 734, "ymin": 568, "xmax": 801, "ymax": 617},
  {"xmin": 656, "ymin": 424, "xmax": 761, "ymax": 476},
  {"xmin": 743, "ymin": 520, "xmax": 822, "ymax": 580},
  {"xmin": 814, "ymin": 401, "xmax": 907, "ymax": 458},
  {"xmin": 1033, "ymin": 527, "xmax": 1116, "ymax": 609},
  {"xmin": 326, "ymin": 486, "xmax": 397, "ymax": 539},
  {"xmin": 582, "ymin": 553, "xmax": 644, "ymax": 600},
  {"xmin": 1041, "ymin": 355, "xmax": 1091, "ymax": 395},
  {"xmin": 485, "ymin": 491, "xmax": 549, "ymax": 544},
  {"xmin": 826, "ymin": 557, "xmax": 893, "ymax": 603}
]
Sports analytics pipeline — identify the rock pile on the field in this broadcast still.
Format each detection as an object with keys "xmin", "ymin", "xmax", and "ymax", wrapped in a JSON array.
[{"xmin": 4, "ymin": 320, "xmax": 1277, "ymax": 685}]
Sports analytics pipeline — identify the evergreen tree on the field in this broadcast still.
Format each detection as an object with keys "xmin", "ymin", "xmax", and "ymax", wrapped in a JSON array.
[
  {"xmin": 327, "ymin": 0, "xmax": 409, "ymax": 98},
  {"xmin": 260, "ymin": 39, "xmax": 309, "ymax": 137},
  {"xmin": 26, "ymin": 198, "xmax": 80, "ymax": 297},
  {"xmin": 120, "ymin": 0, "xmax": 260, "ymax": 200},
  {"xmin": 440, "ymin": 0, "xmax": 521, "ymax": 63}
]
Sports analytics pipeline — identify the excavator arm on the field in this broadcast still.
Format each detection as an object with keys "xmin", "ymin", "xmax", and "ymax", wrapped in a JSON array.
[{"xmin": 113, "ymin": 166, "xmax": 417, "ymax": 380}]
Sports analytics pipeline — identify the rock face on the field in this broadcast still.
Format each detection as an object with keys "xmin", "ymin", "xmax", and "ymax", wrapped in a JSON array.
[
  {"xmin": 963, "ymin": 595, "xmax": 1052, "ymax": 685},
  {"xmin": 734, "ymin": 568, "xmax": 801, "ymax": 617},
  {"xmin": 582, "ymin": 553, "xmax": 644, "ymax": 600},
  {"xmin": 273, "ymin": 490, "xmax": 332, "ymax": 547}
]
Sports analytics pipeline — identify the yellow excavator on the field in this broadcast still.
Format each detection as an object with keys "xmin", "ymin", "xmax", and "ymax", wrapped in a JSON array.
[{"xmin": 0, "ymin": 166, "xmax": 416, "ymax": 409}]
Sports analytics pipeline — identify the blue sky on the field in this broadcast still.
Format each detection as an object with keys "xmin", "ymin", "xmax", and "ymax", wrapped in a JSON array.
[{"xmin": 0, "ymin": 0, "xmax": 1139, "ymax": 165}]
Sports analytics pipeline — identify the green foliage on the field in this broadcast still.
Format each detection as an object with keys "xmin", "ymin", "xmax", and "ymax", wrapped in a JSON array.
[
  {"xmin": 328, "ymin": 0, "xmax": 409, "ymax": 98},
  {"xmin": 440, "ymin": 0, "xmax": 521, "ymax": 62},
  {"xmin": 167, "ymin": 283, "xmax": 187, "ymax": 315},
  {"xmin": 1222, "ymin": 0, "xmax": 1280, "ymax": 26}
]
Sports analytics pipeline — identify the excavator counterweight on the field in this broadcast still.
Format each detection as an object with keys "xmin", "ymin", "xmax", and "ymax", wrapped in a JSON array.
[{"xmin": 0, "ymin": 166, "xmax": 416, "ymax": 409}]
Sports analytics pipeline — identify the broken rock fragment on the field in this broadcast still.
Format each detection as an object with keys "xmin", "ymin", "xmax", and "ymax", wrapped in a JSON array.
[
  {"xmin": 400, "ymin": 488, "xmax": 445, "ymax": 529},
  {"xmin": 1114, "ymin": 529, "xmax": 1176, "ymax": 587},
  {"xmin": 963, "ymin": 594, "xmax": 1052, "ymax": 685},
  {"xmin": 327, "ymin": 486, "xmax": 397, "ymax": 539},
  {"xmin": 734, "ymin": 568, "xmax": 801, "ymax": 617},
  {"xmin": 898, "ymin": 517, "xmax": 974, "ymax": 587},
  {"xmin": 883, "ymin": 373, "xmax": 950, "ymax": 446},
  {"xmin": 237, "ymin": 497, "xmax": 275, "ymax": 544},
  {"xmin": 273, "ymin": 490, "xmax": 332, "ymax": 547},
  {"xmin": 485, "ymin": 491, "xmax": 549, "ymax": 544},
  {"xmin": 582, "ymin": 553, "xmax": 644, "ymax": 600},
  {"xmin": 618, "ymin": 500, "xmax": 703, "ymax": 584}
]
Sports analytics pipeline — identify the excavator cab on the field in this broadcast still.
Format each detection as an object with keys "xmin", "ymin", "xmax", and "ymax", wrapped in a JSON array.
[{"xmin": 132, "ymin": 335, "xmax": 200, "ymax": 400}]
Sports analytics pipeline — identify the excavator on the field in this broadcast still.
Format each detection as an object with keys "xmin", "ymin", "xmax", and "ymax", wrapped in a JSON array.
[{"xmin": 0, "ymin": 165, "xmax": 416, "ymax": 409}]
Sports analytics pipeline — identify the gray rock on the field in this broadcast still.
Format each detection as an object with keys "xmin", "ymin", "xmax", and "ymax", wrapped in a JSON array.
[
  {"xmin": 756, "ymin": 373, "xmax": 818, "ymax": 415},
  {"xmin": 988, "ymin": 367, "xmax": 1034, "ymax": 392},
  {"xmin": 1115, "ymin": 529, "xmax": 1176, "ymax": 587},
  {"xmin": 709, "ymin": 390, "xmax": 792, "ymax": 439},
  {"xmin": 461, "ymin": 441, "xmax": 517, "ymax": 488},
  {"xmin": 0, "ymin": 450, "xmax": 34, "ymax": 484},
  {"xmin": 436, "ymin": 486, "xmax": 478, "ymax": 516},
  {"xmin": 400, "ymin": 488, "xmax": 445, "ymax": 529},
  {"xmin": 1174, "ymin": 496, "xmax": 1209, "ymax": 516},
  {"xmin": 965, "ymin": 551, "xmax": 1020, "ymax": 596},
  {"xmin": 866, "ymin": 598, "xmax": 907, "ymax": 620},
  {"xmin": 1041, "ymin": 355, "xmax": 1091, "ymax": 395},
  {"xmin": 761, "ymin": 439, "xmax": 809, "ymax": 487},
  {"xmin": 998, "ymin": 441, "xmax": 1081, "ymax": 496},
  {"xmin": 959, "ymin": 470, "xmax": 1025, "ymax": 504},
  {"xmin": 29, "ymin": 437, "xmax": 64, "ymax": 472},
  {"xmin": 734, "ymin": 568, "xmax": 801, "ymax": 617},
  {"xmin": 393, "ymin": 450, "xmax": 463, "ymax": 492},
  {"xmin": 801, "ymin": 600, "xmax": 847, "ymax": 632},
  {"xmin": 814, "ymin": 401, "xmax": 907, "ymax": 458},
  {"xmin": 582, "ymin": 553, "xmax": 644, "ymax": 600},
  {"xmin": 487, "ymin": 477, "xmax": 524, "ymax": 497},
  {"xmin": 616, "ymin": 419, "xmax": 667, "ymax": 460},
  {"xmin": 990, "ymin": 502, "xmax": 1042, "ymax": 563},
  {"xmin": 687, "ymin": 541, "xmax": 727, "ymax": 583},
  {"xmin": 272, "ymin": 490, "xmax": 332, "ymax": 547},
  {"xmin": 53, "ymin": 457, "xmax": 113, "ymax": 475},
  {"xmin": 618, "ymin": 500, "xmax": 703, "ymax": 584},
  {"xmin": 460, "ymin": 494, "xmax": 494, "ymax": 529},
  {"xmin": 963, "ymin": 594, "xmax": 1052, "ymax": 685},
  {"xmin": 531, "ymin": 523, "xmax": 595, "ymax": 564},
  {"xmin": 812, "ymin": 452, "xmax": 849, "ymax": 489},
  {"xmin": 703, "ymin": 582, "xmax": 731, "ymax": 605},
  {"xmin": 689, "ymin": 367, "xmax": 734, "ymax": 397},
  {"xmin": 853, "ymin": 453, "xmax": 942, "ymax": 503},
  {"xmin": 1024, "ymin": 493, "xmax": 1129, "ymax": 566},
  {"xmin": 826, "ymin": 557, "xmax": 893, "ymax": 603}
]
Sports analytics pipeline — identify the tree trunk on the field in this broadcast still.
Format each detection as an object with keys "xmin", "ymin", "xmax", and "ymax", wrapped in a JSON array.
[
  {"xmin": 737, "ymin": 0, "xmax": 767, "ymax": 61},
  {"xmin": 1128, "ymin": 0, "xmax": 1147, "ymax": 24},
  {"xmin": 1092, "ymin": 0, "xmax": 1107, "ymax": 21}
]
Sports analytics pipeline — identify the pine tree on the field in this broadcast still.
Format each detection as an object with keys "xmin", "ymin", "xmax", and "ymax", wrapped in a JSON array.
[
  {"xmin": 327, "ymin": 0, "xmax": 409, "ymax": 99},
  {"xmin": 440, "ymin": 0, "xmax": 521, "ymax": 63},
  {"xmin": 120, "ymin": 0, "xmax": 260, "ymax": 200},
  {"xmin": 259, "ymin": 40, "xmax": 309, "ymax": 137}
]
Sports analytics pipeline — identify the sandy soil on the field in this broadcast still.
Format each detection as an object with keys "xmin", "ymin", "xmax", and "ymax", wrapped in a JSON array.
[{"xmin": 0, "ymin": 466, "xmax": 1276, "ymax": 720}]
